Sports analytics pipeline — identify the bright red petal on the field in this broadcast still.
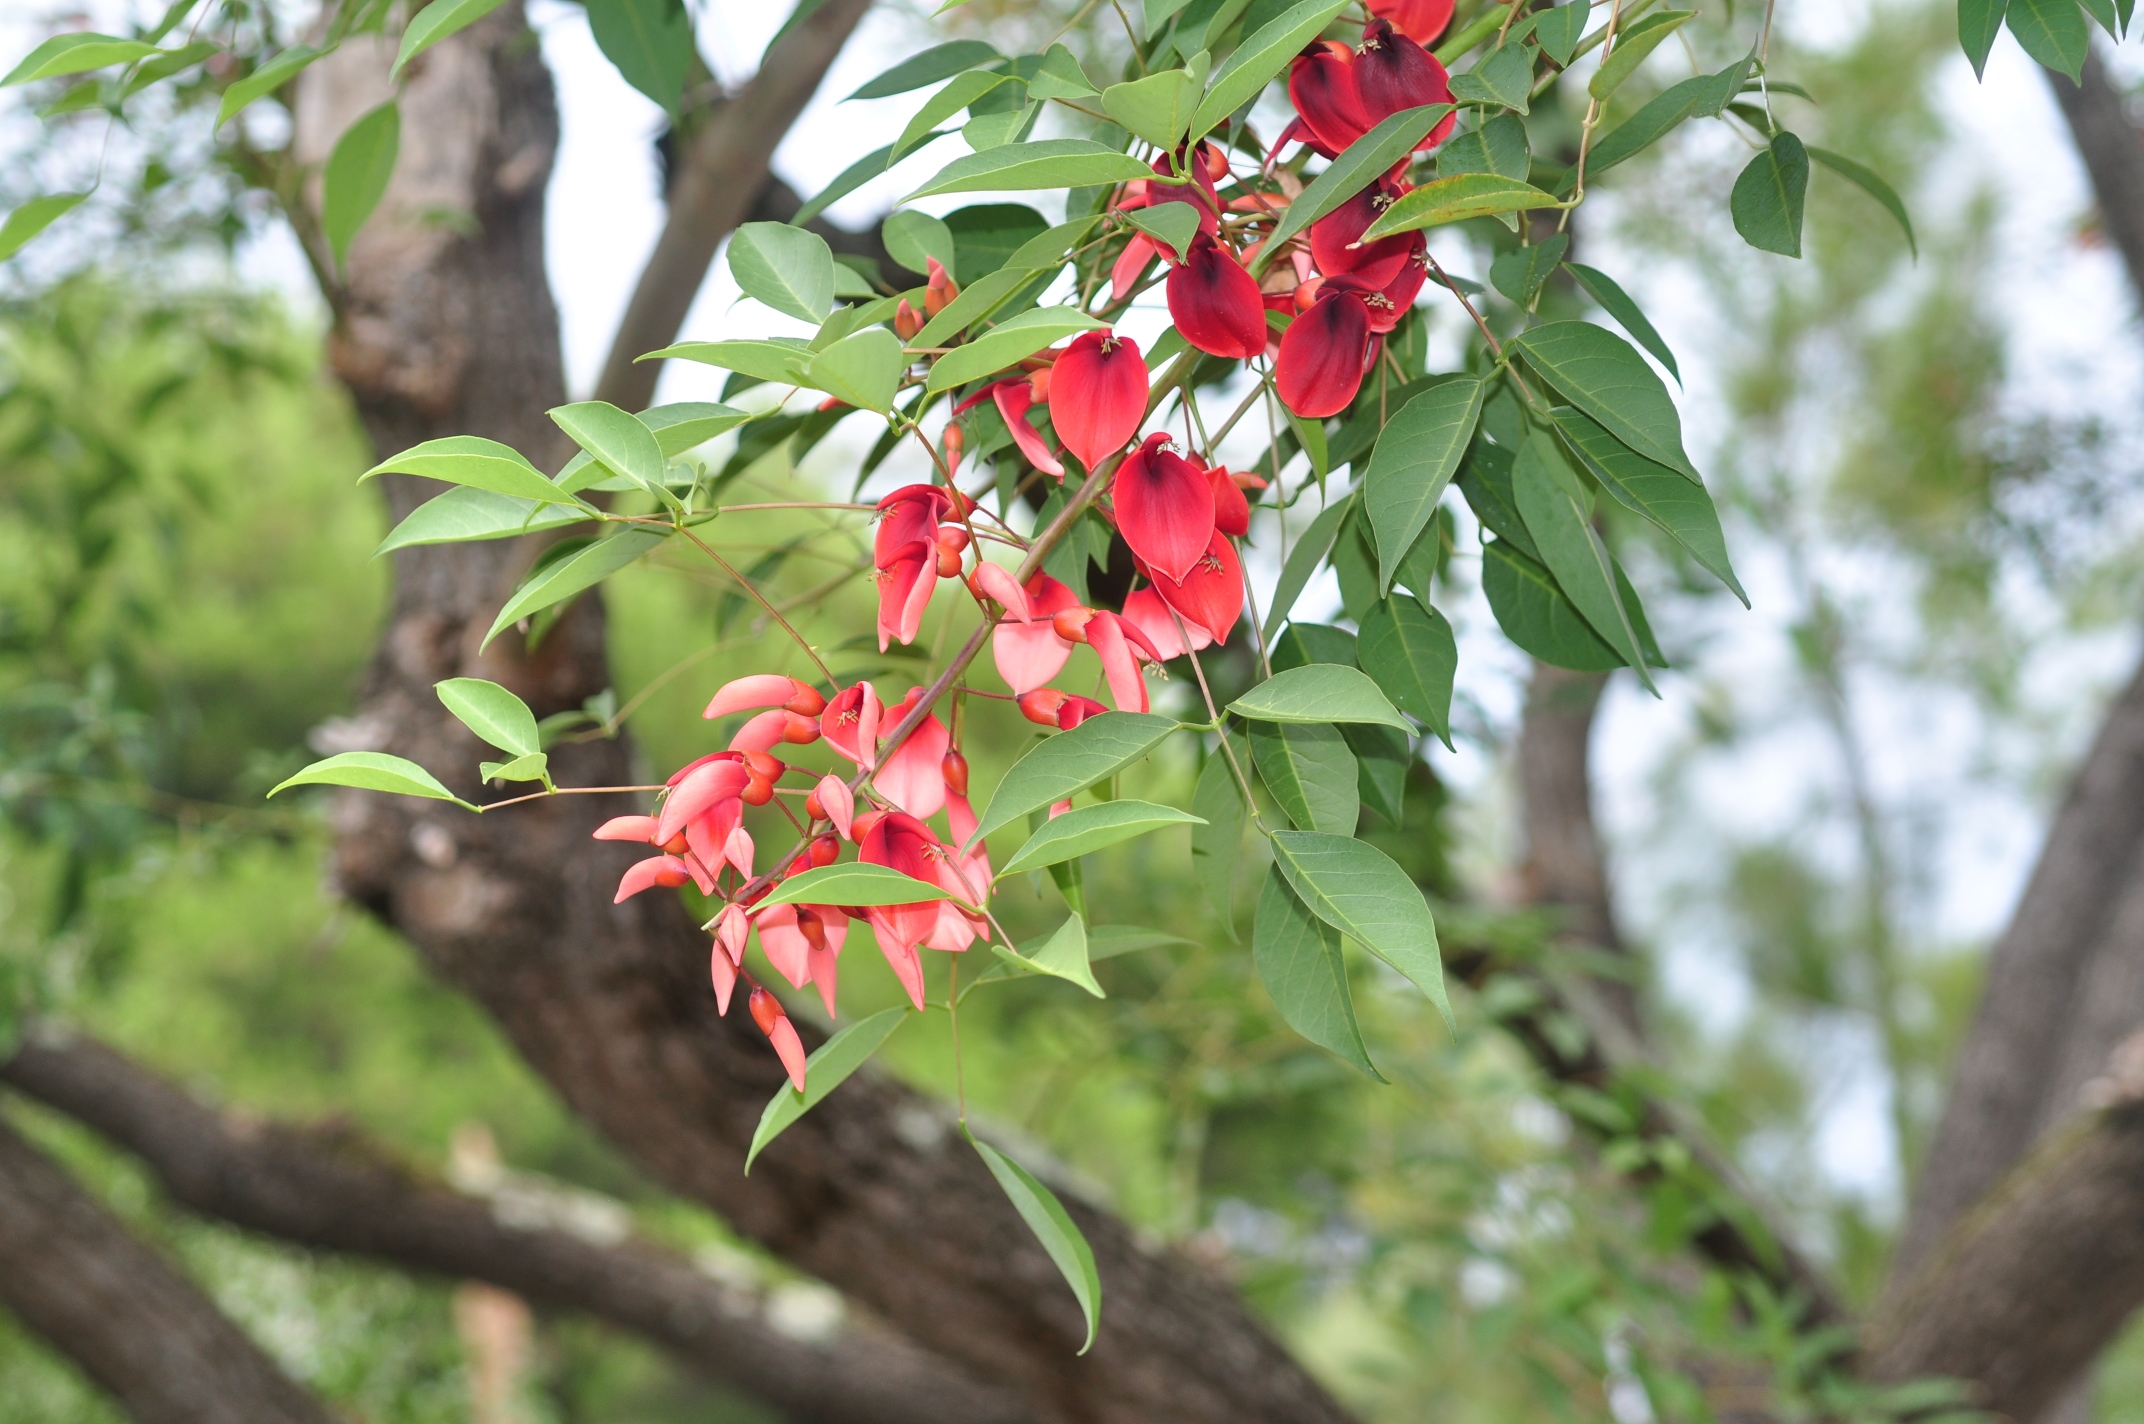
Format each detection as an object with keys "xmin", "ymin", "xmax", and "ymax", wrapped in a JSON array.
[
  {"xmin": 1287, "ymin": 44, "xmax": 1369, "ymax": 155},
  {"xmin": 1166, "ymin": 236, "xmax": 1269, "ymax": 361},
  {"xmin": 876, "ymin": 712, "xmax": 950, "ymax": 820},
  {"xmin": 876, "ymin": 542, "xmax": 936, "ymax": 651},
  {"xmin": 1049, "ymin": 330, "xmax": 1148, "ymax": 473},
  {"xmin": 1209, "ymin": 466, "xmax": 1251, "ymax": 537},
  {"xmin": 992, "ymin": 380, "xmax": 1065, "ymax": 477},
  {"xmin": 1085, "ymin": 612, "xmax": 1150, "ymax": 713},
  {"xmin": 1369, "ymin": 0, "xmax": 1454, "ymax": 43},
  {"xmin": 820, "ymin": 683, "xmax": 882, "ymax": 768},
  {"xmin": 1122, "ymin": 587, "xmax": 1212, "ymax": 659},
  {"xmin": 1275, "ymin": 291, "xmax": 1373, "ymax": 419},
  {"xmin": 1149, "ymin": 532, "xmax": 1245, "ymax": 644},
  {"xmin": 1309, "ymin": 180, "xmax": 1415, "ymax": 287},
  {"xmin": 1112, "ymin": 433, "xmax": 1216, "ymax": 583}
]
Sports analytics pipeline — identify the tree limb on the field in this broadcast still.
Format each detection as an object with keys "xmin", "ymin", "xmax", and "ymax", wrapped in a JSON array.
[
  {"xmin": 593, "ymin": 0, "xmax": 876, "ymax": 410},
  {"xmin": 0, "ymin": 1027, "xmax": 1024, "ymax": 1424},
  {"xmin": 0, "ymin": 1112, "xmax": 334, "ymax": 1424}
]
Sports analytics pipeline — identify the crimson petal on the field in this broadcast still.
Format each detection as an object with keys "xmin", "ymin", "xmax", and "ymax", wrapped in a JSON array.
[
  {"xmin": 1148, "ymin": 531, "xmax": 1245, "ymax": 645},
  {"xmin": 1275, "ymin": 290, "xmax": 1374, "ymax": 419},
  {"xmin": 1287, "ymin": 43, "xmax": 1369, "ymax": 156},
  {"xmin": 1166, "ymin": 235, "xmax": 1269, "ymax": 361},
  {"xmin": 1352, "ymin": 18, "xmax": 1457, "ymax": 149},
  {"xmin": 1049, "ymin": 330, "xmax": 1148, "ymax": 472},
  {"xmin": 1309, "ymin": 179, "xmax": 1416, "ymax": 287},
  {"xmin": 1112, "ymin": 432, "xmax": 1216, "ymax": 583}
]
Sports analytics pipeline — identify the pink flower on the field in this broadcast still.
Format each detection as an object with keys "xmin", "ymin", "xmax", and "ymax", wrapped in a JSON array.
[
  {"xmin": 875, "ymin": 687, "xmax": 950, "ymax": 820},
  {"xmin": 749, "ymin": 987, "xmax": 808, "ymax": 1093},
  {"xmin": 819, "ymin": 683, "xmax": 884, "ymax": 769},
  {"xmin": 991, "ymin": 571, "xmax": 1080, "ymax": 694},
  {"xmin": 1122, "ymin": 586, "xmax": 1212, "ymax": 660}
]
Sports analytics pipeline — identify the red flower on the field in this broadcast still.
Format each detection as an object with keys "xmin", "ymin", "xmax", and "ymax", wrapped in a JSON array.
[
  {"xmin": 1352, "ymin": 17, "xmax": 1457, "ymax": 150},
  {"xmin": 874, "ymin": 483, "xmax": 956, "ymax": 567},
  {"xmin": 1122, "ymin": 586, "xmax": 1212, "ymax": 659},
  {"xmin": 1287, "ymin": 41, "xmax": 1370, "ymax": 157},
  {"xmin": 875, "ymin": 687, "xmax": 950, "ymax": 820},
  {"xmin": 758, "ymin": 903, "xmax": 850, "ymax": 1017},
  {"xmin": 1276, "ymin": 287, "xmax": 1375, "ymax": 418},
  {"xmin": 820, "ymin": 682, "xmax": 884, "ymax": 769},
  {"xmin": 1049, "ymin": 330, "xmax": 1148, "ymax": 473},
  {"xmin": 1166, "ymin": 234, "xmax": 1269, "ymax": 361},
  {"xmin": 1145, "ymin": 530, "xmax": 1244, "ymax": 644},
  {"xmin": 858, "ymin": 811, "xmax": 961, "ymax": 1009},
  {"xmin": 1111, "ymin": 432, "xmax": 1215, "ymax": 584},
  {"xmin": 1310, "ymin": 177, "xmax": 1417, "ymax": 286},
  {"xmin": 1052, "ymin": 607, "xmax": 1162, "ymax": 713},
  {"xmin": 1016, "ymin": 688, "xmax": 1110, "ymax": 730},
  {"xmin": 808, "ymin": 772, "xmax": 854, "ymax": 839},
  {"xmin": 749, "ymin": 987, "xmax": 808, "ymax": 1092},
  {"xmin": 1369, "ymin": 0, "xmax": 1454, "ymax": 44},
  {"xmin": 1208, "ymin": 463, "xmax": 1252, "ymax": 537},
  {"xmin": 703, "ymin": 674, "xmax": 826, "ymax": 721}
]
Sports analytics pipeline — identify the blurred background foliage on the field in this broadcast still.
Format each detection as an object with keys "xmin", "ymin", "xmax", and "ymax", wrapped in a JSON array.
[{"xmin": 8, "ymin": 0, "xmax": 2144, "ymax": 1417}]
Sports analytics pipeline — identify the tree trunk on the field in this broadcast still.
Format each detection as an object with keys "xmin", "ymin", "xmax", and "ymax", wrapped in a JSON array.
[
  {"xmin": 0, "ymin": 1114, "xmax": 334, "ymax": 1424},
  {"xmin": 293, "ymin": 12, "xmax": 1354, "ymax": 1423},
  {"xmin": 0, "ymin": 1027, "xmax": 1025, "ymax": 1424}
]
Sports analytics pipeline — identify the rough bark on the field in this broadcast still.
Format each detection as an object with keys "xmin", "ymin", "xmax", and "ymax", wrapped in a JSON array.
[
  {"xmin": 0, "ymin": 1114, "xmax": 334, "ymax": 1424},
  {"xmin": 594, "ymin": 0, "xmax": 875, "ymax": 410},
  {"xmin": 291, "ymin": 13, "xmax": 1354, "ymax": 1424},
  {"xmin": 1865, "ymin": 1031, "xmax": 2144, "ymax": 1421},
  {"xmin": 0, "ymin": 1027, "xmax": 1026, "ymax": 1424}
]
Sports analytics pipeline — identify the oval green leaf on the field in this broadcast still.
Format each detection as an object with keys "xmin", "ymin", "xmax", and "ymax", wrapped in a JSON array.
[
  {"xmin": 848, "ymin": 40, "xmax": 1001, "ymax": 100},
  {"xmin": 269, "ymin": 751, "xmax": 469, "ymax": 806},
  {"xmin": 1564, "ymin": 262, "xmax": 1680, "ymax": 384},
  {"xmin": 1364, "ymin": 376, "xmax": 1482, "ymax": 591},
  {"xmin": 969, "ymin": 1133, "xmax": 1103, "ymax": 1353},
  {"xmin": 746, "ymin": 1007, "xmax": 912, "ymax": 1171},
  {"xmin": 323, "ymin": 99, "xmax": 400, "ymax": 267},
  {"xmin": 392, "ymin": 0, "xmax": 510, "ymax": 78},
  {"xmin": 924, "ymin": 305, "xmax": 1106, "ymax": 391},
  {"xmin": 3, "ymin": 33, "xmax": 158, "ymax": 86},
  {"xmin": 903, "ymin": 140, "xmax": 1152, "ymax": 202},
  {"xmin": 483, "ymin": 528, "xmax": 669, "ymax": 648},
  {"xmin": 361, "ymin": 435, "xmax": 578, "ymax": 506},
  {"xmin": 1228, "ymin": 664, "xmax": 1411, "ymax": 730},
  {"xmin": 1262, "ymin": 494, "xmax": 1354, "ymax": 641},
  {"xmin": 216, "ymin": 43, "xmax": 334, "ymax": 126},
  {"xmin": 1550, "ymin": 406, "xmax": 1745, "ymax": 604},
  {"xmin": 641, "ymin": 400, "xmax": 755, "ymax": 455},
  {"xmin": 1269, "ymin": 829, "xmax": 1449, "ymax": 1028},
  {"xmin": 1588, "ymin": 10, "xmax": 1693, "ymax": 101},
  {"xmin": 436, "ymin": 677, "xmax": 541, "ymax": 758},
  {"xmin": 729, "ymin": 221, "xmax": 838, "ymax": 323},
  {"xmin": 991, "ymin": 914, "xmax": 1105, "ymax": 997},
  {"xmin": 550, "ymin": 400, "xmax": 667, "ymax": 491},
  {"xmin": 806, "ymin": 326, "xmax": 905, "ymax": 413},
  {"xmin": 972, "ymin": 711, "xmax": 1180, "ymax": 844},
  {"xmin": 1511, "ymin": 429, "xmax": 1654, "ymax": 690},
  {"xmin": 759, "ymin": 861, "xmax": 958, "ymax": 908},
  {"xmin": 997, "ymin": 801, "xmax": 1205, "ymax": 878},
  {"xmin": 0, "ymin": 193, "xmax": 87, "ymax": 261},
  {"xmin": 1254, "ymin": 867, "xmax": 1382, "ymax": 1079},
  {"xmin": 1731, "ymin": 131, "xmax": 1809, "ymax": 259},
  {"xmin": 637, "ymin": 338, "xmax": 812, "ymax": 384},
  {"xmin": 1360, "ymin": 173, "xmax": 1561, "ymax": 239},
  {"xmin": 1357, "ymin": 596, "xmax": 1457, "ymax": 748},
  {"xmin": 376, "ymin": 487, "xmax": 591, "ymax": 555},
  {"xmin": 1480, "ymin": 538, "xmax": 1623, "ymax": 671},
  {"xmin": 1511, "ymin": 320, "xmax": 1698, "ymax": 478},
  {"xmin": 1190, "ymin": 741, "xmax": 1248, "ymax": 933},
  {"xmin": 1251, "ymin": 722, "xmax": 1358, "ymax": 834}
]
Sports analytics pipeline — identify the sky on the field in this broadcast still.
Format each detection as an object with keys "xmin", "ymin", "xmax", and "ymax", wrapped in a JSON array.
[{"xmin": 7, "ymin": 0, "xmax": 2144, "ymax": 1216}]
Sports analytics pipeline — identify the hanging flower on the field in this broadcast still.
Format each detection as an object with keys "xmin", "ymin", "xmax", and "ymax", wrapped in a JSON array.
[
  {"xmin": 1276, "ymin": 285, "xmax": 1376, "ymax": 418},
  {"xmin": 1048, "ymin": 330, "xmax": 1148, "ymax": 473},
  {"xmin": 1166, "ymin": 234, "xmax": 1270, "ymax": 361},
  {"xmin": 1351, "ymin": 17, "xmax": 1458, "ymax": 149},
  {"xmin": 1111, "ymin": 432, "xmax": 1216, "ymax": 584},
  {"xmin": 1369, "ymin": 0, "xmax": 1455, "ymax": 44},
  {"xmin": 988, "ymin": 570, "xmax": 1080, "ymax": 694},
  {"xmin": 1143, "ymin": 531, "xmax": 1245, "ymax": 644}
]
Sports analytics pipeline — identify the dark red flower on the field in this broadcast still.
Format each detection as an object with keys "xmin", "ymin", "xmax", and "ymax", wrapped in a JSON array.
[
  {"xmin": 1275, "ymin": 288, "xmax": 1374, "ymax": 418},
  {"xmin": 1208, "ymin": 463, "xmax": 1252, "ymax": 537},
  {"xmin": 1112, "ymin": 432, "xmax": 1216, "ymax": 584},
  {"xmin": 1145, "ymin": 531, "xmax": 1244, "ymax": 644},
  {"xmin": 874, "ymin": 484, "xmax": 957, "ymax": 569},
  {"xmin": 1049, "ymin": 330, "xmax": 1148, "ymax": 472},
  {"xmin": 1310, "ymin": 177, "xmax": 1416, "ymax": 286},
  {"xmin": 1287, "ymin": 41, "xmax": 1370, "ymax": 157},
  {"xmin": 1352, "ymin": 17, "xmax": 1457, "ymax": 150},
  {"xmin": 1370, "ymin": 0, "xmax": 1454, "ymax": 44},
  {"xmin": 1166, "ymin": 234, "xmax": 1269, "ymax": 361}
]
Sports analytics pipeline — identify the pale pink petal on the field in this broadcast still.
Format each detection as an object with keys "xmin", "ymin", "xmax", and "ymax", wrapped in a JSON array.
[
  {"xmin": 1122, "ymin": 587, "xmax": 1209, "ymax": 660},
  {"xmin": 593, "ymin": 815, "xmax": 660, "ymax": 843},
  {"xmin": 615, "ymin": 855, "xmax": 689, "ymax": 903},
  {"xmin": 728, "ymin": 708, "xmax": 790, "ymax": 753},
  {"xmin": 926, "ymin": 902, "xmax": 980, "ymax": 953},
  {"xmin": 806, "ymin": 942, "xmax": 840, "ymax": 1017},
  {"xmin": 814, "ymin": 774, "xmax": 855, "ymax": 840},
  {"xmin": 704, "ymin": 674, "xmax": 801, "ymax": 720},
  {"xmin": 767, "ymin": 1015, "xmax": 808, "ymax": 1092},
  {"xmin": 1049, "ymin": 799, "xmax": 1074, "ymax": 817},
  {"xmin": 875, "ymin": 714, "xmax": 950, "ymax": 820},
  {"xmin": 709, "ymin": 943, "xmax": 738, "ymax": 1014},
  {"xmin": 868, "ymin": 917, "xmax": 928, "ymax": 1011},
  {"xmin": 970, "ymin": 561, "xmax": 1032, "ymax": 621},
  {"xmin": 724, "ymin": 825, "xmax": 756, "ymax": 883},
  {"xmin": 658, "ymin": 758, "xmax": 749, "ymax": 844},
  {"xmin": 993, "ymin": 620, "xmax": 1074, "ymax": 694},
  {"xmin": 1086, "ymin": 613, "xmax": 1150, "ymax": 713},
  {"xmin": 757, "ymin": 905, "xmax": 812, "ymax": 988},
  {"xmin": 717, "ymin": 904, "xmax": 751, "ymax": 965}
]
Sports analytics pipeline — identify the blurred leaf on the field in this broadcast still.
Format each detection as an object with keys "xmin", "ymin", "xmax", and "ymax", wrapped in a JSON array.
[
  {"xmin": 392, "ymin": 0, "xmax": 509, "ymax": 78},
  {"xmin": 3, "ymin": 34, "xmax": 158, "ymax": 85},
  {"xmin": 215, "ymin": 42, "xmax": 335, "ymax": 125},
  {"xmin": 761, "ymin": 862, "xmax": 958, "ymax": 907},
  {"xmin": 1229, "ymin": 664, "xmax": 1412, "ymax": 730},
  {"xmin": 0, "ymin": 193, "xmax": 88, "ymax": 261},
  {"xmin": 906, "ymin": 141, "xmax": 1151, "ymax": 202},
  {"xmin": 1959, "ymin": 0, "xmax": 2010, "ymax": 73},
  {"xmin": 993, "ymin": 913, "xmax": 1105, "ymax": 996},
  {"xmin": 968, "ymin": 1133, "xmax": 1102, "ymax": 1352},
  {"xmin": 747, "ymin": 1007, "xmax": 911, "ymax": 1169},
  {"xmin": 587, "ymin": 0, "xmax": 692, "ymax": 113},
  {"xmin": 323, "ymin": 100, "xmax": 400, "ymax": 268},
  {"xmin": 1807, "ymin": 146, "xmax": 1917, "ymax": 257},
  {"xmin": 972, "ymin": 713, "xmax": 1179, "ymax": 843},
  {"xmin": 1588, "ymin": 11, "xmax": 1693, "ymax": 101},
  {"xmin": 849, "ymin": 40, "xmax": 1000, "ymax": 99},
  {"xmin": 1191, "ymin": 739, "xmax": 1248, "ymax": 932},
  {"xmin": 1344, "ymin": 722, "xmax": 1410, "ymax": 825},
  {"xmin": 268, "ymin": 752, "xmax": 469, "ymax": 806}
]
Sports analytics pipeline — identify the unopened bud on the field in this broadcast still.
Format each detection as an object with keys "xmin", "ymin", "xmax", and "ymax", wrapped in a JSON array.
[
  {"xmin": 749, "ymin": 986, "xmax": 783, "ymax": 1036},
  {"xmin": 942, "ymin": 749, "xmax": 970, "ymax": 796},
  {"xmin": 936, "ymin": 545, "xmax": 964, "ymax": 578},
  {"xmin": 780, "ymin": 711, "xmax": 821, "ymax": 745},
  {"xmin": 1056, "ymin": 694, "xmax": 1108, "ymax": 730},
  {"xmin": 742, "ymin": 775, "xmax": 774, "ymax": 807},
  {"xmin": 924, "ymin": 257, "xmax": 959, "ymax": 317},
  {"xmin": 804, "ymin": 788, "xmax": 825, "ymax": 820},
  {"xmin": 810, "ymin": 833, "xmax": 841, "ymax": 868},
  {"xmin": 937, "ymin": 524, "xmax": 971, "ymax": 555},
  {"xmin": 1052, "ymin": 607, "xmax": 1095, "ymax": 643},
  {"xmin": 1018, "ymin": 688, "xmax": 1069, "ymax": 727},
  {"xmin": 894, "ymin": 298, "xmax": 924, "ymax": 341},
  {"xmin": 784, "ymin": 684, "xmax": 827, "ymax": 717},
  {"xmin": 742, "ymin": 751, "xmax": 784, "ymax": 781},
  {"xmin": 942, "ymin": 422, "xmax": 964, "ymax": 477}
]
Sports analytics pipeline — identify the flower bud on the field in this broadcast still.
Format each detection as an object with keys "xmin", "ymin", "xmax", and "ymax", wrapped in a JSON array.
[
  {"xmin": 894, "ymin": 298, "xmax": 924, "ymax": 341},
  {"xmin": 742, "ymin": 775, "xmax": 775, "ymax": 807},
  {"xmin": 783, "ymin": 684, "xmax": 827, "ymax": 717},
  {"xmin": 804, "ymin": 787, "xmax": 825, "ymax": 820},
  {"xmin": 924, "ymin": 257, "xmax": 960, "ymax": 317},
  {"xmin": 810, "ymin": 833, "xmax": 841, "ymax": 867},
  {"xmin": 742, "ymin": 751, "xmax": 784, "ymax": 781},
  {"xmin": 936, "ymin": 544, "xmax": 964, "ymax": 579},
  {"xmin": 780, "ymin": 711, "xmax": 822, "ymax": 745},
  {"xmin": 1052, "ymin": 607, "xmax": 1095, "ymax": 643},
  {"xmin": 942, "ymin": 422, "xmax": 964, "ymax": 477},
  {"xmin": 1018, "ymin": 688, "xmax": 1070, "ymax": 727},
  {"xmin": 942, "ymin": 749, "xmax": 970, "ymax": 796},
  {"xmin": 661, "ymin": 830, "xmax": 690, "ymax": 855},
  {"xmin": 936, "ymin": 524, "xmax": 971, "ymax": 555},
  {"xmin": 748, "ymin": 985, "xmax": 783, "ymax": 1035},
  {"xmin": 1056, "ymin": 694, "xmax": 1109, "ymax": 729}
]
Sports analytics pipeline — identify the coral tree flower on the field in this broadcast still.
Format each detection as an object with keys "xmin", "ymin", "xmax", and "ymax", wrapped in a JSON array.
[
  {"xmin": 1370, "ymin": 0, "xmax": 1454, "ymax": 43},
  {"xmin": 957, "ymin": 377, "xmax": 1063, "ymax": 477},
  {"xmin": 876, "ymin": 484, "xmax": 968, "ymax": 649},
  {"xmin": 1166, "ymin": 234, "xmax": 1270, "ymax": 361},
  {"xmin": 858, "ymin": 811, "xmax": 979, "ymax": 1010},
  {"xmin": 1052, "ymin": 606, "xmax": 1161, "ymax": 713},
  {"xmin": 749, "ymin": 987, "xmax": 809, "ymax": 1092},
  {"xmin": 1143, "ymin": 531, "xmax": 1245, "ymax": 644},
  {"xmin": 820, "ymin": 682, "xmax": 884, "ymax": 769},
  {"xmin": 1017, "ymin": 688, "xmax": 1110, "ymax": 730},
  {"xmin": 987, "ymin": 570, "xmax": 1080, "ymax": 694},
  {"xmin": 875, "ymin": 686, "xmax": 950, "ymax": 820},
  {"xmin": 1048, "ymin": 330, "xmax": 1148, "ymax": 473},
  {"xmin": 1287, "ymin": 41, "xmax": 1371, "ymax": 156},
  {"xmin": 1276, "ymin": 285, "xmax": 1376, "ymax": 418},
  {"xmin": 1112, "ymin": 433, "xmax": 1216, "ymax": 584},
  {"xmin": 1310, "ymin": 177, "xmax": 1418, "ymax": 286},
  {"xmin": 1352, "ymin": 17, "xmax": 1458, "ymax": 149}
]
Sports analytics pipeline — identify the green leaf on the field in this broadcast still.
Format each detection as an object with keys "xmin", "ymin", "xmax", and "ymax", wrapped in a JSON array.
[
  {"xmin": 905, "ymin": 140, "xmax": 1153, "ymax": 202},
  {"xmin": 729, "ymin": 221, "xmax": 838, "ymax": 323},
  {"xmin": 1731, "ymin": 131, "xmax": 1809, "ymax": 258},
  {"xmin": 1102, "ymin": 56, "xmax": 1209, "ymax": 147},
  {"xmin": 1512, "ymin": 429, "xmax": 1654, "ymax": 688},
  {"xmin": 3, "ymin": 33, "xmax": 158, "ymax": 86},
  {"xmin": 1573, "ymin": 67, "xmax": 1737, "ymax": 186},
  {"xmin": 1124, "ymin": 201, "xmax": 1203, "ymax": 258},
  {"xmin": 1490, "ymin": 234, "xmax": 1567, "ymax": 307},
  {"xmin": 897, "ymin": 70, "xmax": 1014, "ymax": 159},
  {"xmin": 1534, "ymin": 2, "xmax": 1589, "ymax": 64},
  {"xmin": 883, "ymin": 209, "xmax": 958, "ymax": 278},
  {"xmin": 1480, "ymin": 538, "xmax": 1623, "ymax": 670},
  {"xmin": 1344, "ymin": 722, "xmax": 1410, "ymax": 826},
  {"xmin": 925, "ymin": 305, "xmax": 1106, "ymax": 391},
  {"xmin": 1364, "ymin": 377, "xmax": 1483, "ymax": 591},
  {"xmin": 1272, "ymin": 621, "xmax": 1359, "ymax": 670},
  {"xmin": 1027, "ymin": 42, "xmax": 1098, "ymax": 100},
  {"xmin": 1190, "ymin": 740, "xmax": 1249, "ymax": 931},
  {"xmin": 1263, "ymin": 495, "xmax": 1355, "ymax": 640},
  {"xmin": 968, "ymin": 1135, "xmax": 1102, "ymax": 1353},
  {"xmin": 550, "ymin": 401, "xmax": 668, "ymax": 491},
  {"xmin": 375, "ymin": 487, "xmax": 591, "ymax": 555},
  {"xmin": 1807, "ymin": 146, "xmax": 1917, "ymax": 257},
  {"xmin": 1588, "ymin": 10, "xmax": 1694, "ymax": 101},
  {"xmin": 759, "ymin": 861, "xmax": 959, "ymax": 907},
  {"xmin": 805, "ymin": 326, "xmax": 905, "ymax": 413},
  {"xmin": 638, "ymin": 338, "xmax": 811, "ymax": 385},
  {"xmin": 747, "ymin": 1007, "xmax": 911, "ymax": 1170},
  {"xmin": 1452, "ymin": 42, "xmax": 1534, "ymax": 112},
  {"xmin": 436, "ymin": 678, "xmax": 541, "ymax": 758},
  {"xmin": 847, "ymin": 39, "xmax": 1000, "ymax": 99},
  {"xmin": 216, "ymin": 43, "xmax": 334, "ymax": 125},
  {"xmin": 945, "ymin": 203, "xmax": 1053, "ymax": 278},
  {"xmin": 794, "ymin": 143, "xmax": 898, "ymax": 227},
  {"xmin": 641, "ymin": 401, "xmax": 755, "ymax": 455},
  {"xmin": 392, "ymin": 0, "xmax": 510, "ymax": 78},
  {"xmin": 973, "ymin": 712, "xmax": 1180, "ymax": 843},
  {"xmin": 269, "ymin": 752, "xmax": 470, "ymax": 806},
  {"xmin": 1269, "ymin": 829, "xmax": 1449, "ymax": 1027},
  {"xmin": 1254, "ymin": 868, "xmax": 1382, "ymax": 1078},
  {"xmin": 1264, "ymin": 105, "xmax": 1456, "ymax": 258},
  {"xmin": 1512, "ymin": 320, "xmax": 1697, "ymax": 478},
  {"xmin": 483, "ymin": 528, "xmax": 669, "ymax": 647},
  {"xmin": 587, "ymin": 0, "xmax": 691, "ymax": 113},
  {"xmin": 1229, "ymin": 664, "xmax": 1411, "ymax": 731},
  {"xmin": 0, "ymin": 193, "xmax": 87, "ymax": 261},
  {"xmin": 1960, "ymin": 0, "xmax": 2010, "ymax": 75},
  {"xmin": 1550, "ymin": 407, "xmax": 1745, "ymax": 603},
  {"xmin": 2007, "ymin": 0, "xmax": 2088, "ymax": 78},
  {"xmin": 361, "ymin": 435, "xmax": 579, "ymax": 505},
  {"xmin": 1436, "ymin": 113, "xmax": 1531, "ymax": 183},
  {"xmin": 323, "ymin": 100, "xmax": 400, "ymax": 268},
  {"xmin": 1190, "ymin": 0, "xmax": 1352, "ymax": 137},
  {"xmin": 1251, "ymin": 722, "xmax": 1358, "ymax": 833},
  {"xmin": 1357, "ymin": 596, "xmax": 1457, "ymax": 748},
  {"xmin": 998, "ymin": 801, "xmax": 1205, "ymax": 877},
  {"xmin": 911, "ymin": 266, "xmax": 1033, "ymax": 348},
  {"xmin": 1563, "ymin": 262, "xmax": 1678, "ymax": 384},
  {"xmin": 993, "ymin": 914, "xmax": 1105, "ymax": 996},
  {"xmin": 480, "ymin": 752, "xmax": 551, "ymax": 785},
  {"xmin": 1361, "ymin": 173, "xmax": 1563, "ymax": 239}
]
